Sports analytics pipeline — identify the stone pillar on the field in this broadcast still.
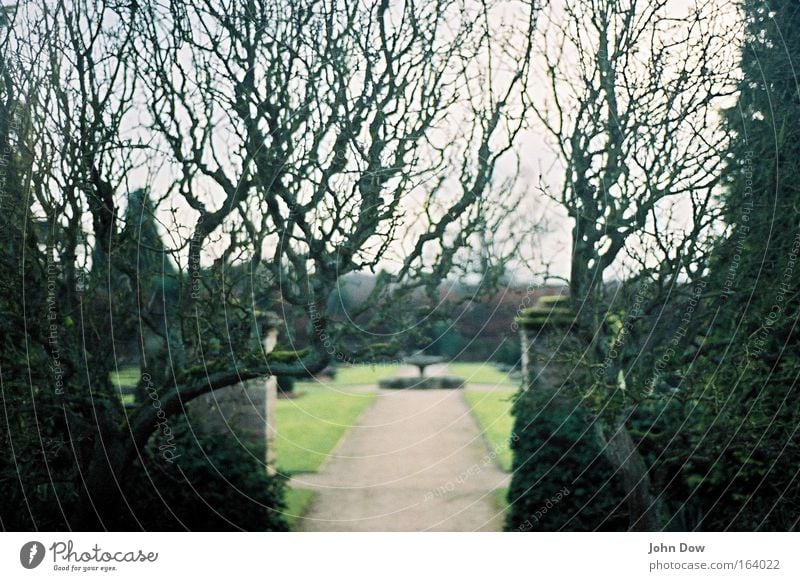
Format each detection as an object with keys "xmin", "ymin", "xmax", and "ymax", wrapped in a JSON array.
[
  {"xmin": 263, "ymin": 327, "xmax": 278, "ymax": 476},
  {"xmin": 516, "ymin": 294, "xmax": 573, "ymax": 391},
  {"xmin": 185, "ymin": 313, "xmax": 281, "ymax": 476},
  {"xmin": 518, "ymin": 326, "xmax": 532, "ymax": 391}
]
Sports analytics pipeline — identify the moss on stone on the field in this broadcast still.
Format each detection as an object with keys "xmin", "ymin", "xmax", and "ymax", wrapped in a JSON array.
[{"xmin": 516, "ymin": 295, "xmax": 575, "ymax": 329}]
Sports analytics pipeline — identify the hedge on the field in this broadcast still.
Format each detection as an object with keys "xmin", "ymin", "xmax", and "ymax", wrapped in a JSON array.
[{"xmin": 506, "ymin": 388, "xmax": 627, "ymax": 531}]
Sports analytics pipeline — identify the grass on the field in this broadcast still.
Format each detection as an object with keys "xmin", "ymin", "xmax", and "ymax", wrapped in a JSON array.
[
  {"xmin": 448, "ymin": 362, "xmax": 517, "ymax": 386},
  {"xmin": 463, "ymin": 386, "xmax": 517, "ymax": 472},
  {"xmin": 109, "ymin": 366, "xmax": 139, "ymax": 405},
  {"xmin": 495, "ymin": 487, "xmax": 510, "ymax": 514},
  {"xmin": 283, "ymin": 487, "xmax": 316, "ymax": 530},
  {"xmin": 278, "ymin": 381, "xmax": 378, "ymax": 530},
  {"xmin": 110, "ymin": 367, "xmax": 140, "ymax": 388},
  {"xmin": 298, "ymin": 363, "xmax": 401, "ymax": 387},
  {"xmin": 276, "ymin": 384, "xmax": 376, "ymax": 474}
]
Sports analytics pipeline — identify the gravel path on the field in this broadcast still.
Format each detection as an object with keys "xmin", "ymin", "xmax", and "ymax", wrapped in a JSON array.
[{"xmin": 291, "ymin": 372, "xmax": 509, "ymax": 531}]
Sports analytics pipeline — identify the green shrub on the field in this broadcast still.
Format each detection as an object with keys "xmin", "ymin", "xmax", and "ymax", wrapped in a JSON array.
[
  {"xmin": 494, "ymin": 338, "xmax": 522, "ymax": 368},
  {"xmin": 122, "ymin": 418, "xmax": 288, "ymax": 531},
  {"xmin": 428, "ymin": 321, "xmax": 466, "ymax": 359},
  {"xmin": 506, "ymin": 388, "xmax": 627, "ymax": 531},
  {"xmin": 277, "ymin": 374, "xmax": 295, "ymax": 394},
  {"xmin": 636, "ymin": 391, "xmax": 800, "ymax": 531}
]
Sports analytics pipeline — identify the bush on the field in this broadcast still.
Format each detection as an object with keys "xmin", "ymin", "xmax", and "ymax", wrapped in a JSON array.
[
  {"xmin": 379, "ymin": 376, "xmax": 464, "ymax": 389},
  {"xmin": 277, "ymin": 375, "xmax": 295, "ymax": 394},
  {"xmin": 427, "ymin": 321, "xmax": 466, "ymax": 359},
  {"xmin": 120, "ymin": 418, "xmax": 288, "ymax": 531},
  {"xmin": 506, "ymin": 388, "xmax": 627, "ymax": 531},
  {"xmin": 494, "ymin": 337, "xmax": 522, "ymax": 369}
]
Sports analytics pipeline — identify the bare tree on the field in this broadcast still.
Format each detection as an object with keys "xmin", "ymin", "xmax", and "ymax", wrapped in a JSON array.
[
  {"xmin": 125, "ymin": 0, "xmax": 535, "ymax": 432},
  {"xmin": 1, "ymin": 0, "xmax": 536, "ymax": 527},
  {"xmin": 526, "ymin": 0, "xmax": 738, "ymax": 530},
  {"xmin": 0, "ymin": 0, "xmax": 153, "ymax": 529}
]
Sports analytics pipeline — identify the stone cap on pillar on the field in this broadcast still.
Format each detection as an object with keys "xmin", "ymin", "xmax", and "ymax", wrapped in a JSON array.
[{"xmin": 516, "ymin": 294, "xmax": 575, "ymax": 331}]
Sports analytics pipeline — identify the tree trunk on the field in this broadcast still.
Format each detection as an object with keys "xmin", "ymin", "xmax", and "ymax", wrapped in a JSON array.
[
  {"xmin": 596, "ymin": 411, "xmax": 662, "ymax": 531},
  {"xmin": 80, "ymin": 435, "xmax": 135, "ymax": 530}
]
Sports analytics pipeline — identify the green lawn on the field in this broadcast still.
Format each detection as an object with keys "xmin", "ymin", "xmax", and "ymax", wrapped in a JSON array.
[
  {"xmin": 283, "ymin": 487, "xmax": 316, "ymax": 530},
  {"xmin": 448, "ymin": 362, "xmax": 517, "ymax": 386},
  {"xmin": 278, "ymin": 382, "xmax": 377, "ymax": 529},
  {"xmin": 301, "ymin": 362, "xmax": 516, "ymax": 387},
  {"xmin": 110, "ymin": 367, "xmax": 140, "ymax": 388},
  {"xmin": 495, "ymin": 487, "xmax": 510, "ymax": 514},
  {"xmin": 463, "ymin": 386, "xmax": 517, "ymax": 471},
  {"xmin": 109, "ymin": 367, "xmax": 139, "ymax": 404},
  {"xmin": 276, "ymin": 384, "xmax": 376, "ymax": 474},
  {"xmin": 298, "ymin": 363, "xmax": 401, "ymax": 387}
]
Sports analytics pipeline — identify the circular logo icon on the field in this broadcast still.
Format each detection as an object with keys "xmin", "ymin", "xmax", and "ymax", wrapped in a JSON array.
[{"xmin": 20, "ymin": 541, "xmax": 46, "ymax": 569}]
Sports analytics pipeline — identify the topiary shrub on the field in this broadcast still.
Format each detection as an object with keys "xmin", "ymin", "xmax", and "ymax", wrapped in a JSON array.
[
  {"xmin": 277, "ymin": 374, "xmax": 295, "ymax": 395},
  {"xmin": 120, "ymin": 417, "xmax": 288, "ymax": 531},
  {"xmin": 379, "ymin": 376, "xmax": 464, "ymax": 389},
  {"xmin": 506, "ymin": 388, "xmax": 627, "ymax": 531}
]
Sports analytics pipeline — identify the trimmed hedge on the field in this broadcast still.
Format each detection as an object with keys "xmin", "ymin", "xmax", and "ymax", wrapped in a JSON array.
[
  {"xmin": 506, "ymin": 388, "xmax": 627, "ymax": 531},
  {"xmin": 379, "ymin": 376, "xmax": 464, "ymax": 389}
]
